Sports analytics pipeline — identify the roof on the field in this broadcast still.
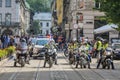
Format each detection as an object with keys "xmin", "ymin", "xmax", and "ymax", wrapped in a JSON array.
[
  {"xmin": 94, "ymin": 24, "xmax": 118, "ymax": 34},
  {"xmin": 33, "ymin": 12, "xmax": 52, "ymax": 21}
]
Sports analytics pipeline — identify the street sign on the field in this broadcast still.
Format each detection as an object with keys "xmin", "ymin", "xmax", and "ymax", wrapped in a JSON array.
[{"xmin": 73, "ymin": 23, "xmax": 78, "ymax": 29}]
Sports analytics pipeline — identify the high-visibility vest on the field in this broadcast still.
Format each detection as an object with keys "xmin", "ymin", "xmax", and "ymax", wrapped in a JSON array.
[
  {"xmin": 103, "ymin": 43, "xmax": 108, "ymax": 50},
  {"xmin": 96, "ymin": 41, "xmax": 102, "ymax": 50}
]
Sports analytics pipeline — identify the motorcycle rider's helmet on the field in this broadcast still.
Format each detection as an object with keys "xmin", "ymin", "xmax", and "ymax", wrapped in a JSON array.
[
  {"xmin": 103, "ymin": 39, "xmax": 108, "ymax": 44},
  {"xmin": 96, "ymin": 37, "xmax": 101, "ymax": 40},
  {"xmin": 20, "ymin": 38, "xmax": 26, "ymax": 43},
  {"xmin": 96, "ymin": 37, "xmax": 104, "ymax": 41}
]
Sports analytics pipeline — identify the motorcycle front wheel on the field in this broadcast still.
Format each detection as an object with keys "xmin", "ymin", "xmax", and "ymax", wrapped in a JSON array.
[{"xmin": 20, "ymin": 58, "xmax": 25, "ymax": 67}]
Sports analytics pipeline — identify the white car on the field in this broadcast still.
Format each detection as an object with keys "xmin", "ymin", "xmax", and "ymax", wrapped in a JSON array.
[{"xmin": 32, "ymin": 37, "xmax": 54, "ymax": 57}]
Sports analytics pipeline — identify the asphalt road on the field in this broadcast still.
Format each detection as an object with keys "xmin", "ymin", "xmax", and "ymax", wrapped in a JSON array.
[{"xmin": 0, "ymin": 52, "xmax": 120, "ymax": 80}]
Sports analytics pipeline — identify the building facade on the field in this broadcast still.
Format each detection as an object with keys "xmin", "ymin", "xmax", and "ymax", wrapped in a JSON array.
[
  {"xmin": 0, "ymin": 0, "xmax": 30, "ymax": 36},
  {"xmin": 33, "ymin": 12, "xmax": 52, "ymax": 35},
  {"xmin": 51, "ymin": 0, "xmax": 119, "ymax": 41}
]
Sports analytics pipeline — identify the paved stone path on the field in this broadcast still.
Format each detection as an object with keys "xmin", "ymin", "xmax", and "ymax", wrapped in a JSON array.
[{"xmin": 0, "ymin": 52, "xmax": 120, "ymax": 80}]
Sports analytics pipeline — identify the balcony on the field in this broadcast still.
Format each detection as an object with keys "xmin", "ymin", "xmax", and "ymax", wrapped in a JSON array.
[{"xmin": 0, "ymin": 22, "xmax": 20, "ymax": 27}]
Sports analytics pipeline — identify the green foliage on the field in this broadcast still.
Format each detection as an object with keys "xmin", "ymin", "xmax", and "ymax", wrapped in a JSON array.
[
  {"xmin": 26, "ymin": 0, "xmax": 52, "ymax": 12},
  {"xmin": 32, "ymin": 20, "xmax": 41, "ymax": 34},
  {"xmin": 95, "ymin": 0, "xmax": 120, "ymax": 31},
  {"xmin": 0, "ymin": 46, "xmax": 16, "ymax": 58}
]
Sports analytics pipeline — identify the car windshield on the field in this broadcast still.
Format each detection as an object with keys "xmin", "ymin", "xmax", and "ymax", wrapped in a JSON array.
[
  {"xmin": 113, "ymin": 44, "xmax": 120, "ymax": 49},
  {"xmin": 36, "ymin": 40, "xmax": 48, "ymax": 46},
  {"xmin": 31, "ymin": 39, "xmax": 36, "ymax": 44}
]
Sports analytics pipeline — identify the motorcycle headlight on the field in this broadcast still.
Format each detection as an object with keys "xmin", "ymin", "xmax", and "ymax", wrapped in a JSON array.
[
  {"xmin": 106, "ymin": 52, "xmax": 111, "ymax": 55},
  {"xmin": 48, "ymin": 49, "xmax": 51, "ymax": 52}
]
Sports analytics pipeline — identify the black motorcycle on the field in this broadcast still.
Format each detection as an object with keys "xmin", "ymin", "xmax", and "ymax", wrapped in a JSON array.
[
  {"xmin": 64, "ymin": 48, "xmax": 69, "ymax": 57},
  {"xmin": 44, "ymin": 48, "xmax": 56, "ymax": 68},
  {"xmin": 76, "ymin": 51, "xmax": 90, "ymax": 69}
]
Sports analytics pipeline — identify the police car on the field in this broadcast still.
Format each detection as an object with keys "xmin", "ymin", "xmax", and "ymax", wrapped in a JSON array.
[{"xmin": 32, "ymin": 36, "xmax": 54, "ymax": 58}]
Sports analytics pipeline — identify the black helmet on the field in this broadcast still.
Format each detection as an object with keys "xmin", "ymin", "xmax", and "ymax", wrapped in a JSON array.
[
  {"xmin": 96, "ymin": 37, "xmax": 101, "ymax": 40},
  {"xmin": 103, "ymin": 39, "xmax": 108, "ymax": 43}
]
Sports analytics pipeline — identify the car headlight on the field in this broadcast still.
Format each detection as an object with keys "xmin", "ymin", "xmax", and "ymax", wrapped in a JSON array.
[{"xmin": 106, "ymin": 52, "xmax": 111, "ymax": 55}]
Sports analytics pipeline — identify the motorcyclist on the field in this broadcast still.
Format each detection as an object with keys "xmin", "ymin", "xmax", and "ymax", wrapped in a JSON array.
[
  {"xmin": 16, "ymin": 38, "xmax": 30, "ymax": 64},
  {"xmin": 68, "ymin": 41, "xmax": 74, "ymax": 62},
  {"xmin": 96, "ymin": 37, "xmax": 105, "ymax": 69},
  {"xmin": 78, "ymin": 42, "xmax": 91, "ymax": 68},
  {"xmin": 43, "ymin": 40, "xmax": 57, "ymax": 67}
]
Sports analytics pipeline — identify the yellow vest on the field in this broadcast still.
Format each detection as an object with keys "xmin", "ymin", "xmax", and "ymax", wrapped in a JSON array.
[
  {"xmin": 103, "ymin": 43, "xmax": 108, "ymax": 50},
  {"xmin": 96, "ymin": 41, "xmax": 102, "ymax": 50}
]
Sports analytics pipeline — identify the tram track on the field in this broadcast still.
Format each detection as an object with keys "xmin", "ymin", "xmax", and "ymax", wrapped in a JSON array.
[
  {"xmin": 61, "ymin": 52, "xmax": 86, "ymax": 80},
  {"xmin": 34, "ymin": 59, "xmax": 41, "ymax": 80},
  {"xmin": 9, "ymin": 59, "xmax": 42, "ymax": 80},
  {"xmin": 62, "ymin": 52, "xmax": 106, "ymax": 80}
]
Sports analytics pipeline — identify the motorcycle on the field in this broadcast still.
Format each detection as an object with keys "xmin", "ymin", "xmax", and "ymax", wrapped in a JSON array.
[
  {"xmin": 69, "ymin": 49, "xmax": 77, "ymax": 65},
  {"xmin": 64, "ymin": 48, "xmax": 69, "ymax": 57},
  {"xmin": 101, "ymin": 48, "xmax": 113, "ymax": 69},
  {"xmin": 76, "ymin": 50, "xmax": 90, "ymax": 69},
  {"xmin": 14, "ymin": 48, "xmax": 29, "ymax": 67},
  {"xmin": 44, "ymin": 48, "xmax": 56, "ymax": 68}
]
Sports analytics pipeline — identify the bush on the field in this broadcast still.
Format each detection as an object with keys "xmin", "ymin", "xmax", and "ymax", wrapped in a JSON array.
[
  {"xmin": 6, "ymin": 46, "xmax": 16, "ymax": 54},
  {"xmin": 0, "ymin": 46, "xmax": 16, "ymax": 59},
  {"xmin": 0, "ymin": 50, "xmax": 5, "ymax": 58}
]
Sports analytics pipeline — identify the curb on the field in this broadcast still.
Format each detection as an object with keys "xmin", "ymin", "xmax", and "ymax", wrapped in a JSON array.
[
  {"xmin": 0, "ymin": 58, "xmax": 9, "ymax": 66},
  {"xmin": 0, "ymin": 54, "xmax": 15, "ymax": 66}
]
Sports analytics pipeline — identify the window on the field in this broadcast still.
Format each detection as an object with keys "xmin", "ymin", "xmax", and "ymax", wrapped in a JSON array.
[
  {"xmin": 0, "ymin": 13, "xmax": 2, "ymax": 25},
  {"xmin": 6, "ymin": 0, "xmax": 11, "ymax": 7},
  {"xmin": 40, "ymin": 30, "xmax": 42, "ymax": 34},
  {"xmin": 5, "ymin": 13, "xmax": 11, "ymax": 25},
  {"xmin": 46, "ymin": 22, "xmax": 49, "ymax": 27},
  {"xmin": 94, "ymin": 1, "xmax": 100, "ymax": 9},
  {"xmin": 40, "ymin": 22, "xmax": 43, "ymax": 27},
  {"xmin": 0, "ymin": 0, "xmax": 2, "ymax": 7},
  {"xmin": 46, "ymin": 30, "xmax": 49, "ymax": 34}
]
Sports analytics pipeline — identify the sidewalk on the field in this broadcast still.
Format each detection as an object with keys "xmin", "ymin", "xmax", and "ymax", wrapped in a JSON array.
[
  {"xmin": 0, "ymin": 55, "xmax": 14, "ymax": 66},
  {"xmin": 0, "ymin": 58, "xmax": 9, "ymax": 66}
]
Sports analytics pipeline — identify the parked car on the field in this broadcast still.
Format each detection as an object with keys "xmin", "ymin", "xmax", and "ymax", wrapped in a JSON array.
[
  {"xmin": 32, "ymin": 37, "xmax": 54, "ymax": 58},
  {"xmin": 112, "ymin": 43, "xmax": 120, "ymax": 59}
]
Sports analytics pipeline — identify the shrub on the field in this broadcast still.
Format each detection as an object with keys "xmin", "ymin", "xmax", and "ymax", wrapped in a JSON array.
[{"xmin": 0, "ymin": 46, "xmax": 16, "ymax": 59}]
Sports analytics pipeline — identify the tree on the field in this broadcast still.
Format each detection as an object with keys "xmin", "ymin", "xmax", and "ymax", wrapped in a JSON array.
[
  {"xmin": 96, "ymin": 0, "xmax": 120, "ymax": 37},
  {"xmin": 26, "ymin": 0, "xmax": 52, "ymax": 12},
  {"xmin": 31, "ymin": 20, "xmax": 41, "ymax": 34}
]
